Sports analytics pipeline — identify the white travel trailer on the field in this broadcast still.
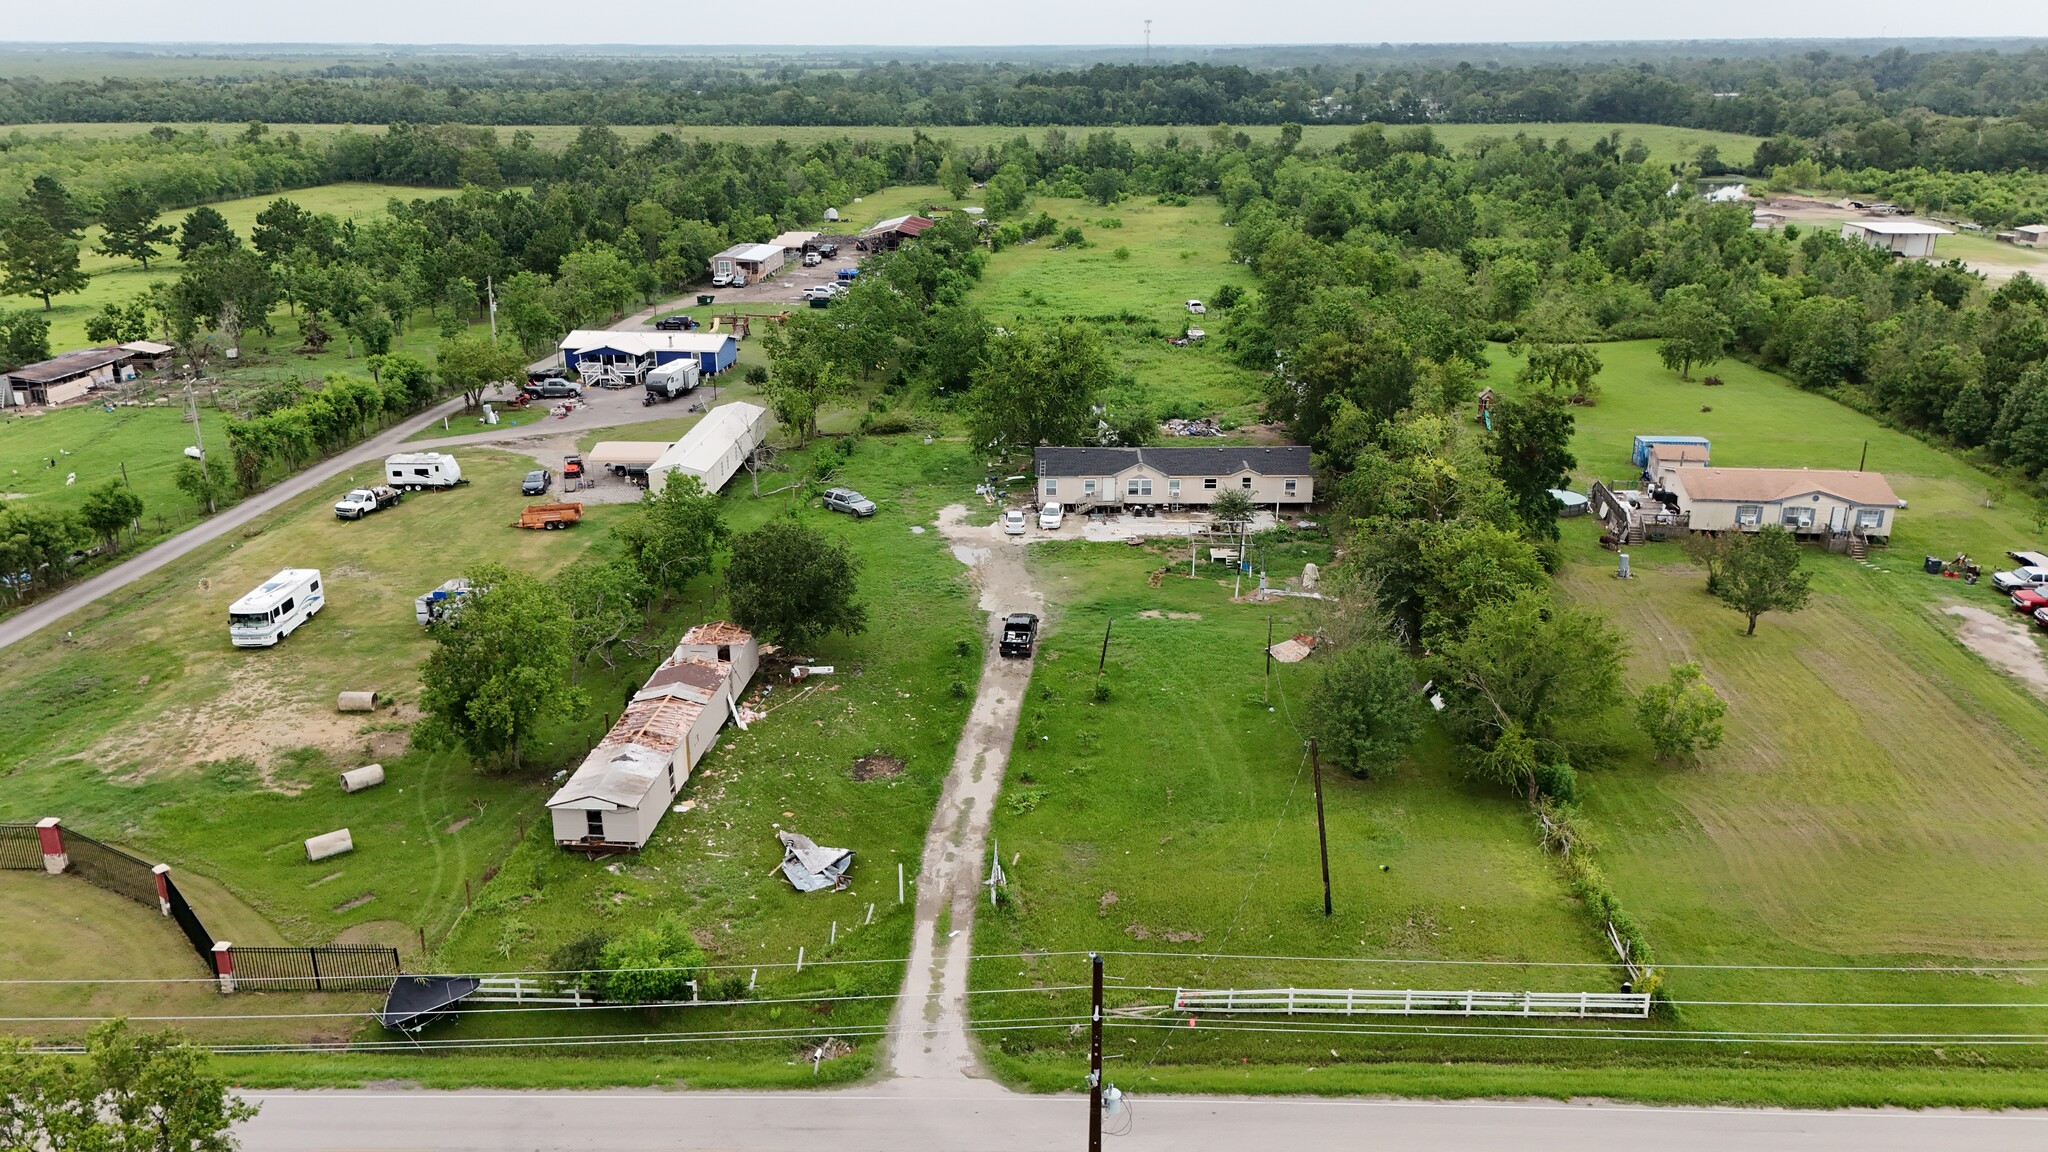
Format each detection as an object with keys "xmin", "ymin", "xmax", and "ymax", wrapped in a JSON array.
[
  {"xmin": 228, "ymin": 568, "xmax": 325, "ymax": 648},
  {"xmin": 384, "ymin": 452, "xmax": 465, "ymax": 490}
]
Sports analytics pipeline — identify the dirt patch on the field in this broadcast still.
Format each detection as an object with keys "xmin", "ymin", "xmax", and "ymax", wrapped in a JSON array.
[
  {"xmin": 92, "ymin": 660, "xmax": 419, "ymax": 787},
  {"xmin": 1134, "ymin": 609, "xmax": 1202, "ymax": 620},
  {"xmin": 1098, "ymin": 891, "xmax": 1119, "ymax": 916},
  {"xmin": 1944, "ymin": 605, "xmax": 2048, "ymax": 697},
  {"xmin": 444, "ymin": 817, "xmax": 473, "ymax": 834},
  {"xmin": 332, "ymin": 892, "xmax": 377, "ymax": 912},
  {"xmin": 851, "ymin": 753, "xmax": 904, "ymax": 781}
]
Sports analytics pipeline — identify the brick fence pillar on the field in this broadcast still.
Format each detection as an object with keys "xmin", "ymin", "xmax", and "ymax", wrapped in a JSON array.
[
  {"xmin": 152, "ymin": 864, "xmax": 172, "ymax": 916},
  {"xmin": 35, "ymin": 818, "xmax": 67, "ymax": 875},
  {"xmin": 212, "ymin": 942, "xmax": 235, "ymax": 994}
]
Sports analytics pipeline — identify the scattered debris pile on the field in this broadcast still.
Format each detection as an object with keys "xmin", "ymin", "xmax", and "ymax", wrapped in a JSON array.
[
  {"xmin": 1160, "ymin": 417, "xmax": 1223, "ymax": 437},
  {"xmin": 776, "ymin": 830, "xmax": 854, "ymax": 892}
]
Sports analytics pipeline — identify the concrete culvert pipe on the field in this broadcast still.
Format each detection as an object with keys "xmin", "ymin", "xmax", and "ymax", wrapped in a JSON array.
[
  {"xmin": 304, "ymin": 829, "xmax": 354, "ymax": 861},
  {"xmin": 337, "ymin": 691, "xmax": 380, "ymax": 713},
  {"xmin": 339, "ymin": 764, "xmax": 385, "ymax": 793}
]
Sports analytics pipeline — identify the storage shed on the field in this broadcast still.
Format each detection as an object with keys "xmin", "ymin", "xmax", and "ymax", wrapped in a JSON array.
[
  {"xmin": 1631, "ymin": 435, "xmax": 1711, "ymax": 468},
  {"xmin": 711, "ymin": 243, "xmax": 786, "ymax": 281},
  {"xmin": 556, "ymin": 330, "xmax": 737, "ymax": 382},
  {"xmin": 1840, "ymin": 219, "xmax": 1952, "ymax": 259},
  {"xmin": 3, "ymin": 346, "xmax": 130, "ymax": 407},
  {"xmin": 649, "ymin": 402, "xmax": 769, "ymax": 495},
  {"xmin": 2012, "ymin": 224, "xmax": 2048, "ymax": 249},
  {"xmin": 587, "ymin": 440, "xmax": 675, "ymax": 476},
  {"xmin": 770, "ymin": 230, "xmax": 821, "ymax": 253},
  {"xmin": 545, "ymin": 625, "xmax": 758, "ymax": 852},
  {"xmin": 860, "ymin": 214, "xmax": 934, "ymax": 251}
]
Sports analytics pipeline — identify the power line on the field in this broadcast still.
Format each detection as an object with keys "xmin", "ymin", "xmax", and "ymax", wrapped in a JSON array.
[{"xmin": 0, "ymin": 984, "xmax": 1094, "ymax": 1025}]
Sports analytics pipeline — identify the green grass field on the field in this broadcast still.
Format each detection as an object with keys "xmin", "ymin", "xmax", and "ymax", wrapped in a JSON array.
[
  {"xmin": 1477, "ymin": 340, "xmax": 2048, "ymax": 1054},
  {"xmin": 0, "ymin": 401, "xmax": 232, "ymax": 537},
  {"xmin": 13, "ymin": 122, "xmax": 1760, "ymax": 167},
  {"xmin": 1, "ymin": 182, "xmax": 446, "ymax": 350},
  {"xmin": 969, "ymin": 539, "xmax": 1624, "ymax": 1081},
  {"xmin": 0, "ymin": 432, "xmax": 991, "ymax": 1084}
]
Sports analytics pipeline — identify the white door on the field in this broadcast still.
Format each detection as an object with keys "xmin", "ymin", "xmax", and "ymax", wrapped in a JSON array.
[{"xmin": 1828, "ymin": 505, "xmax": 1845, "ymax": 533}]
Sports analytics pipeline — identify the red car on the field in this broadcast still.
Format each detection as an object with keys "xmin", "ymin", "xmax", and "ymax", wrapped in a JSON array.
[{"xmin": 2012, "ymin": 588, "xmax": 2048, "ymax": 615}]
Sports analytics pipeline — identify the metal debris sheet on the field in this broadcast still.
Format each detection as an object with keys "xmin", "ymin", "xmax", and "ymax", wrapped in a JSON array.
[{"xmin": 776, "ymin": 830, "xmax": 854, "ymax": 892}]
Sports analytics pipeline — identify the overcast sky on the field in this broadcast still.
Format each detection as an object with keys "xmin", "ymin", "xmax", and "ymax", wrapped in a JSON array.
[{"xmin": 6, "ymin": 1, "xmax": 2048, "ymax": 49}]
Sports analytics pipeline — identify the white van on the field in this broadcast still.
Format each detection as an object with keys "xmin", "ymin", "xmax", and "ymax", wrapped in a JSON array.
[
  {"xmin": 384, "ymin": 452, "xmax": 465, "ymax": 490},
  {"xmin": 229, "ymin": 568, "xmax": 325, "ymax": 648}
]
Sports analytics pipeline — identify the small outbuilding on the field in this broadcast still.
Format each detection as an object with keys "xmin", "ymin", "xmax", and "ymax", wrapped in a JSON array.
[
  {"xmin": 711, "ymin": 243, "xmax": 786, "ymax": 281},
  {"xmin": 587, "ymin": 440, "xmax": 675, "ymax": 477},
  {"xmin": 3, "ymin": 346, "xmax": 130, "ymax": 408},
  {"xmin": 860, "ymin": 214, "xmax": 934, "ymax": 251},
  {"xmin": 770, "ymin": 230, "xmax": 821, "ymax": 253},
  {"xmin": 1840, "ymin": 219, "xmax": 1952, "ymax": 259},
  {"xmin": 2011, "ymin": 224, "xmax": 2048, "ymax": 249},
  {"xmin": 649, "ymin": 402, "xmax": 769, "ymax": 496}
]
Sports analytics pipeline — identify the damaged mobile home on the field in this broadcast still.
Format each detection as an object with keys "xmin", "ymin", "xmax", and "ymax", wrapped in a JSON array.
[{"xmin": 545, "ymin": 623, "xmax": 759, "ymax": 853}]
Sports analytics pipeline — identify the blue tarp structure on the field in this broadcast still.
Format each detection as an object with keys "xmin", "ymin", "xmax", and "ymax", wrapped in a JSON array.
[{"xmin": 1631, "ymin": 435, "xmax": 1711, "ymax": 468}]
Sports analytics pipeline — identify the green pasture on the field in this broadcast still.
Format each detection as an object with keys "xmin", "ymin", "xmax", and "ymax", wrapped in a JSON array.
[
  {"xmin": 0, "ymin": 401, "xmax": 230, "ymax": 535},
  {"xmin": 1, "ymin": 182, "xmax": 445, "ymax": 350},
  {"xmin": 0, "ymin": 433, "xmax": 989, "ymax": 1085}
]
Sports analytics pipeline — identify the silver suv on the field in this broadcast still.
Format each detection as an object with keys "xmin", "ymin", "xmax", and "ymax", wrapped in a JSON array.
[{"xmin": 822, "ymin": 487, "xmax": 876, "ymax": 517}]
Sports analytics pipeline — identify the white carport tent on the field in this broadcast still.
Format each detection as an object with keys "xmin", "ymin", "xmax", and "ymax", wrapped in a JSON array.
[{"xmin": 649, "ymin": 402, "xmax": 769, "ymax": 495}]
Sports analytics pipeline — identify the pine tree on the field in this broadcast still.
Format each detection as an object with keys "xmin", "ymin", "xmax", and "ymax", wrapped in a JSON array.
[{"xmin": 96, "ymin": 185, "xmax": 176, "ymax": 270}]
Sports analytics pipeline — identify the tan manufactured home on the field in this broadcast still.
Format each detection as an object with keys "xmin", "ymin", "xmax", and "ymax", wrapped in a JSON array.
[
  {"xmin": 545, "ymin": 623, "xmax": 758, "ymax": 853},
  {"xmin": 1031, "ymin": 445, "xmax": 1314, "ymax": 511},
  {"xmin": 1667, "ymin": 467, "xmax": 1902, "ymax": 540}
]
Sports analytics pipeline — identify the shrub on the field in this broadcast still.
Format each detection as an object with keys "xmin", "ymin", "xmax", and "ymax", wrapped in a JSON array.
[
  {"xmin": 745, "ymin": 365, "xmax": 769, "ymax": 386},
  {"xmin": 596, "ymin": 916, "xmax": 704, "ymax": 1004},
  {"xmin": 1635, "ymin": 662, "xmax": 1728, "ymax": 763},
  {"xmin": 1112, "ymin": 246, "xmax": 1132, "ymax": 260},
  {"xmin": 547, "ymin": 932, "xmax": 608, "ymax": 993}
]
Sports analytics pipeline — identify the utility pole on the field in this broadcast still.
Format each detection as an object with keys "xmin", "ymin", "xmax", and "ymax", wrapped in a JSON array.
[
  {"xmin": 1309, "ymin": 738, "xmax": 1332, "ymax": 916},
  {"xmin": 1098, "ymin": 617, "xmax": 1113, "ymax": 674},
  {"xmin": 1858, "ymin": 439, "xmax": 1868, "ymax": 472},
  {"xmin": 186, "ymin": 381, "xmax": 215, "ymax": 515},
  {"xmin": 1144, "ymin": 19, "xmax": 1152, "ymax": 62},
  {"xmin": 1264, "ymin": 615, "xmax": 1274, "ymax": 704},
  {"xmin": 1088, "ymin": 952, "xmax": 1104, "ymax": 1152}
]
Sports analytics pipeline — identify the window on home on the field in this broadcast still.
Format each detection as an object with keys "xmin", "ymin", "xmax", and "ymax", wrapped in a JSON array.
[
  {"xmin": 1204, "ymin": 478, "xmax": 1218, "ymax": 490},
  {"xmin": 1782, "ymin": 506, "xmax": 1815, "ymax": 528},
  {"xmin": 586, "ymin": 811, "xmax": 604, "ymax": 839},
  {"xmin": 1856, "ymin": 509, "xmax": 1884, "ymax": 530},
  {"xmin": 1168, "ymin": 479, "xmax": 1181, "ymax": 497},
  {"xmin": 1736, "ymin": 505, "xmax": 1762, "ymax": 526},
  {"xmin": 1241, "ymin": 476, "xmax": 1253, "ymax": 489},
  {"xmin": 1083, "ymin": 480, "xmax": 1096, "ymax": 496},
  {"xmin": 1284, "ymin": 479, "xmax": 1298, "ymax": 496},
  {"xmin": 1127, "ymin": 478, "xmax": 1152, "ymax": 496},
  {"xmin": 1045, "ymin": 479, "xmax": 1057, "ymax": 496}
]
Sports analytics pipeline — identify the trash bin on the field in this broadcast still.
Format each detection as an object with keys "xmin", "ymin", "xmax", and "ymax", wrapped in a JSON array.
[
  {"xmin": 1924, "ymin": 556, "xmax": 1944, "ymax": 575},
  {"xmin": 697, "ymin": 294, "xmax": 715, "ymax": 306}
]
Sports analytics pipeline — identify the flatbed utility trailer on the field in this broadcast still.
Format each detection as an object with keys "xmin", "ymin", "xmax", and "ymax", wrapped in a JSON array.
[{"xmin": 513, "ymin": 502, "xmax": 584, "ymax": 530}]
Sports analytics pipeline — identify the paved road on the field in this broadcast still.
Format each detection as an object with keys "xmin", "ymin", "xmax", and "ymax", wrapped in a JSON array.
[{"xmin": 233, "ymin": 1087, "xmax": 2048, "ymax": 1151}]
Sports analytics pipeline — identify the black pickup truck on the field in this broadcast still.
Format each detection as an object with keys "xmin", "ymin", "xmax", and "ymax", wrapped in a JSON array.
[{"xmin": 999, "ymin": 613, "xmax": 1039, "ymax": 658}]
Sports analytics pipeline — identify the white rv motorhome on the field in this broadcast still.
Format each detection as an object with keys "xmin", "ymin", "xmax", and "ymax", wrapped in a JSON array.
[
  {"xmin": 228, "ymin": 568, "xmax": 325, "ymax": 648},
  {"xmin": 384, "ymin": 452, "xmax": 465, "ymax": 490}
]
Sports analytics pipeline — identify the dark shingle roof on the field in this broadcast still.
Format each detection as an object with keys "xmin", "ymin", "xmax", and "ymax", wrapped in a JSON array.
[
  {"xmin": 1033, "ymin": 445, "xmax": 1310, "ymax": 477},
  {"xmin": 5, "ymin": 346, "xmax": 128, "ymax": 386}
]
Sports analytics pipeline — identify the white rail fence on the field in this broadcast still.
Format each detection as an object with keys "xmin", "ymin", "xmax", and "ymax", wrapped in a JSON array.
[
  {"xmin": 1173, "ymin": 987, "xmax": 1652, "ymax": 1020},
  {"xmin": 465, "ymin": 975, "xmax": 599, "ymax": 1006}
]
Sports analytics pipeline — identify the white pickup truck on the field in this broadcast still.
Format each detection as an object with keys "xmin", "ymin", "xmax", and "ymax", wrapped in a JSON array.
[{"xmin": 334, "ymin": 485, "xmax": 402, "ymax": 520}]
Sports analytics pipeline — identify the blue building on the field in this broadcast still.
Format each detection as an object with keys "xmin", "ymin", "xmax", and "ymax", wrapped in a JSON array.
[{"xmin": 557, "ymin": 330, "xmax": 739, "ymax": 383}]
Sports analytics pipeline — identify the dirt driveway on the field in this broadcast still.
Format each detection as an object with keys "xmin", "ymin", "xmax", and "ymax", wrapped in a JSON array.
[{"xmin": 886, "ymin": 504, "xmax": 1044, "ymax": 1085}]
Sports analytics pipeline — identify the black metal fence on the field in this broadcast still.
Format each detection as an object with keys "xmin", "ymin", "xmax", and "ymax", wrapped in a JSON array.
[
  {"xmin": 229, "ymin": 946, "xmax": 401, "ymax": 992},
  {"xmin": 163, "ymin": 877, "xmax": 215, "ymax": 968},
  {"xmin": 2, "ymin": 821, "xmax": 402, "ymax": 991},
  {"xmin": 64, "ymin": 830, "xmax": 160, "ymax": 908},
  {"xmin": 0, "ymin": 823, "xmax": 39, "ymax": 870}
]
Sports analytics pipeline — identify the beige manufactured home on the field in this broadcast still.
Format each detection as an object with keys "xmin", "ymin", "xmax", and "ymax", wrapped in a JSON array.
[
  {"xmin": 1031, "ymin": 445, "xmax": 1314, "ymax": 511},
  {"xmin": 1667, "ymin": 467, "xmax": 1902, "ymax": 540}
]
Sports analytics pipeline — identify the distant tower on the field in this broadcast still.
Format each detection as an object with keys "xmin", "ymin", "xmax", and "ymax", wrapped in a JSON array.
[{"xmin": 1144, "ymin": 20, "xmax": 1152, "ymax": 62}]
